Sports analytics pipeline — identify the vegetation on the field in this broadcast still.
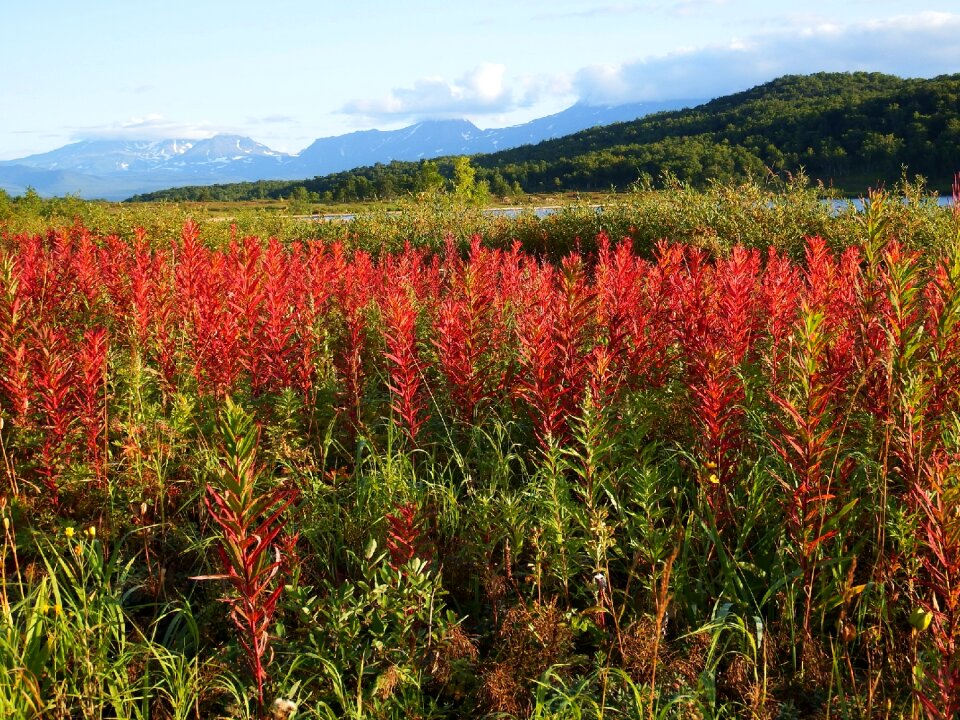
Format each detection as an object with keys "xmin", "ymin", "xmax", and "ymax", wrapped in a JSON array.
[
  {"xmin": 127, "ymin": 72, "xmax": 960, "ymax": 203},
  {"xmin": 126, "ymin": 157, "xmax": 497, "ymax": 206},
  {"xmin": 5, "ymin": 172, "xmax": 958, "ymax": 261},
  {"xmin": 0, "ymin": 179, "xmax": 959, "ymax": 718}
]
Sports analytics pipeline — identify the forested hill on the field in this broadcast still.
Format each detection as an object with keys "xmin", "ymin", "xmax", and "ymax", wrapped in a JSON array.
[
  {"xmin": 129, "ymin": 72, "xmax": 960, "ymax": 202},
  {"xmin": 476, "ymin": 72, "xmax": 960, "ymax": 191}
]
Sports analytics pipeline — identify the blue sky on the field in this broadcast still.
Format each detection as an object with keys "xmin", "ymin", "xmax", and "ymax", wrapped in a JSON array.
[{"xmin": 3, "ymin": 1, "xmax": 960, "ymax": 159}]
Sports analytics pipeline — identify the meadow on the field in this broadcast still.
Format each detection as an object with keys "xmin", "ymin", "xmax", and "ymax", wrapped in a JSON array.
[{"xmin": 0, "ymin": 177, "xmax": 958, "ymax": 718}]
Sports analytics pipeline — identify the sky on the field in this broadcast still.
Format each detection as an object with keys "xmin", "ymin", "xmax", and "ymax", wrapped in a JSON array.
[{"xmin": 3, "ymin": 1, "xmax": 960, "ymax": 160}]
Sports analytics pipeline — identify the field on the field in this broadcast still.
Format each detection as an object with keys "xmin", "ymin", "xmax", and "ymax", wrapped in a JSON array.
[{"xmin": 1, "ymin": 179, "xmax": 959, "ymax": 718}]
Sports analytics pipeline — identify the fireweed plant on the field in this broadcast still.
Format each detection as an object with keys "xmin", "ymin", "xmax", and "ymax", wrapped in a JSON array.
[{"xmin": 0, "ymin": 182, "xmax": 958, "ymax": 717}]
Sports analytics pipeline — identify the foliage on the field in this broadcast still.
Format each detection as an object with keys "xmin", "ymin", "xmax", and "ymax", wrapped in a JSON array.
[
  {"xmin": 195, "ymin": 398, "xmax": 296, "ymax": 711},
  {"xmin": 0, "ymin": 183, "xmax": 959, "ymax": 717}
]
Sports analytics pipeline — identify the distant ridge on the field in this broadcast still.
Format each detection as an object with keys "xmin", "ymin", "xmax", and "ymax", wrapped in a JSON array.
[
  {"xmin": 0, "ymin": 100, "xmax": 698, "ymax": 200},
  {"xmin": 129, "ymin": 72, "xmax": 960, "ymax": 203}
]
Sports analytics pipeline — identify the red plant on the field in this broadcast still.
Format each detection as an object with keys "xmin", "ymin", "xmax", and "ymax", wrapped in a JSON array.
[
  {"xmin": 256, "ymin": 237, "xmax": 302, "ymax": 393},
  {"xmin": 181, "ymin": 242, "xmax": 241, "ymax": 396},
  {"xmin": 592, "ymin": 235, "xmax": 634, "ymax": 373},
  {"xmin": 434, "ymin": 236, "xmax": 507, "ymax": 421},
  {"xmin": 31, "ymin": 325, "xmax": 77, "ymax": 502},
  {"xmin": 129, "ymin": 229, "xmax": 158, "ymax": 349},
  {"xmin": 594, "ymin": 234, "xmax": 668, "ymax": 397},
  {"xmin": 911, "ymin": 456, "xmax": 960, "ymax": 720},
  {"xmin": 878, "ymin": 242, "xmax": 930, "ymax": 488},
  {"xmin": 689, "ymin": 347, "xmax": 744, "ymax": 488},
  {"xmin": 769, "ymin": 300, "xmax": 852, "ymax": 657},
  {"xmin": 514, "ymin": 263, "xmax": 567, "ymax": 444},
  {"xmin": 759, "ymin": 247, "xmax": 803, "ymax": 386},
  {"xmin": 553, "ymin": 254, "xmax": 596, "ymax": 418},
  {"xmin": 331, "ymin": 246, "xmax": 375, "ymax": 436},
  {"xmin": 0, "ymin": 255, "xmax": 32, "ymax": 422},
  {"xmin": 689, "ymin": 246, "xmax": 761, "ymax": 491},
  {"xmin": 923, "ymin": 246, "xmax": 960, "ymax": 428},
  {"xmin": 196, "ymin": 398, "xmax": 296, "ymax": 711},
  {"xmin": 624, "ymin": 247, "xmax": 673, "ymax": 390},
  {"xmin": 279, "ymin": 240, "xmax": 317, "ymax": 396},
  {"xmin": 513, "ymin": 256, "xmax": 595, "ymax": 445},
  {"xmin": 77, "ymin": 327, "xmax": 108, "ymax": 480},
  {"xmin": 381, "ymin": 283, "xmax": 428, "ymax": 445},
  {"xmin": 70, "ymin": 224, "xmax": 103, "ymax": 311},
  {"xmin": 226, "ymin": 235, "xmax": 265, "ymax": 392},
  {"xmin": 384, "ymin": 501, "xmax": 430, "ymax": 570}
]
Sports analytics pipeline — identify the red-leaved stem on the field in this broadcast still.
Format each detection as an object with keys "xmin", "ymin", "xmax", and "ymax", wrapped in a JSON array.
[
  {"xmin": 911, "ymin": 456, "xmax": 960, "ymax": 720},
  {"xmin": 197, "ymin": 398, "xmax": 296, "ymax": 711},
  {"xmin": 78, "ymin": 327, "xmax": 108, "ymax": 480},
  {"xmin": 32, "ymin": 325, "xmax": 76, "ymax": 503},
  {"xmin": 0, "ymin": 255, "xmax": 32, "ymax": 422},
  {"xmin": 434, "ymin": 235, "xmax": 506, "ymax": 421},
  {"xmin": 381, "ymin": 284, "xmax": 428, "ymax": 445}
]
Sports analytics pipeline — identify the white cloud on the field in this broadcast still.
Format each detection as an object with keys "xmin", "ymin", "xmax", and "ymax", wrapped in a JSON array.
[
  {"xmin": 573, "ymin": 11, "xmax": 960, "ymax": 104},
  {"xmin": 340, "ymin": 63, "xmax": 552, "ymax": 123},
  {"xmin": 342, "ymin": 12, "xmax": 960, "ymax": 125},
  {"xmin": 72, "ymin": 114, "xmax": 224, "ymax": 141}
]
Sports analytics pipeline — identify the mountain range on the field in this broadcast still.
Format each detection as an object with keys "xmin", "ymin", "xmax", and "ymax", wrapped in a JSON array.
[
  {"xmin": 0, "ymin": 100, "xmax": 699, "ymax": 200},
  {"xmin": 136, "ymin": 72, "xmax": 960, "ymax": 203}
]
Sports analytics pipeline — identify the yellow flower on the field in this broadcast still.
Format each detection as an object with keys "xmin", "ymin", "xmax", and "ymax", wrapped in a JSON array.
[
  {"xmin": 53, "ymin": 604, "xmax": 63, "ymax": 616},
  {"xmin": 64, "ymin": 527, "xmax": 75, "ymax": 539},
  {"xmin": 37, "ymin": 601, "xmax": 49, "ymax": 615},
  {"xmin": 704, "ymin": 460, "xmax": 718, "ymax": 470},
  {"xmin": 708, "ymin": 473, "xmax": 720, "ymax": 485},
  {"xmin": 86, "ymin": 526, "xmax": 96, "ymax": 539}
]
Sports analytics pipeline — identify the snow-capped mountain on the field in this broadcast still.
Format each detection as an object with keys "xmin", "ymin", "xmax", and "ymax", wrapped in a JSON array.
[
  {"xmin": 287, "ymin": 119, "xmax": 497, "ymax": 176},
  {"xmin": 0, "ymin": 99, "xmax": 701, "ymax": 200},
  {"xmin": 4, "ymin": 135, "xmax": 288, "ymax": 174}
]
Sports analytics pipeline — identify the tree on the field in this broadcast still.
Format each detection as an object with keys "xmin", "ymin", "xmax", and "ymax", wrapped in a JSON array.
[
  {"xmin": 15, "ymin": 186, "xmax": 44, "ymax": 217},
  {"xmin": 414, "ymin": 160, "xmax": 444, "ymax": 195},
  {"xmin": 286, "ymin": 186, "xmax": 315, "ymax": 214},
  {"xmin": 452, "ymin": 156, "xmax": 490, "ymax": 207},
  {"xmin": 0, "ymin": 189, "xmax": 12, "ymax": 220}
]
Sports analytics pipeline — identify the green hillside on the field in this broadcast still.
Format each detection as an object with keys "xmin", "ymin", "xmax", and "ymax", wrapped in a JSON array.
[{"xmin": 129, "ymin": 72, "xmax": 960, "ymax": 202}]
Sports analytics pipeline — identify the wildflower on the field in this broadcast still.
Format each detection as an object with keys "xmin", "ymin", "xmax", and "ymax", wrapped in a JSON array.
[
  {"xmin": 270, "ymin": 697, "xmax": 298, "ymax": 719},
  {"xmin": 86, "ymin": 526, "xmax": 96, "ymax": 539},
  {"xmin": 53, "ymin": 603, "xmax": 62, "ymax": 616},
  {"xmin": 37, "ymin": 601, "xmax": 49, "ymax": 615},
  {"xmin": 64, "ymin": 526, "xmax": 75, "ymax": 539},
  {"xmin": 704, "ymin": 460, "xmax": 718, "ymax": 470},
  {"xmin": 708, "ymin": 473, "xmax": 720, "ymax": 485}
]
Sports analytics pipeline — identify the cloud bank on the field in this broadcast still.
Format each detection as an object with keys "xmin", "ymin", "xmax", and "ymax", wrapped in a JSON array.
[
  {"xmin": 574, "ymin": 12, "xmax": 960, "ymax": 103},
  {"xmin": 72, "ymin": 114, "xmax": 223, "ymax": 142},
  {"xmin": 340, "ymin": 63, "xmax": 562, "ymax": 124},
  {"xmin": 343, "ymin": 11, "xmax": 960, "ymax": 123}
]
